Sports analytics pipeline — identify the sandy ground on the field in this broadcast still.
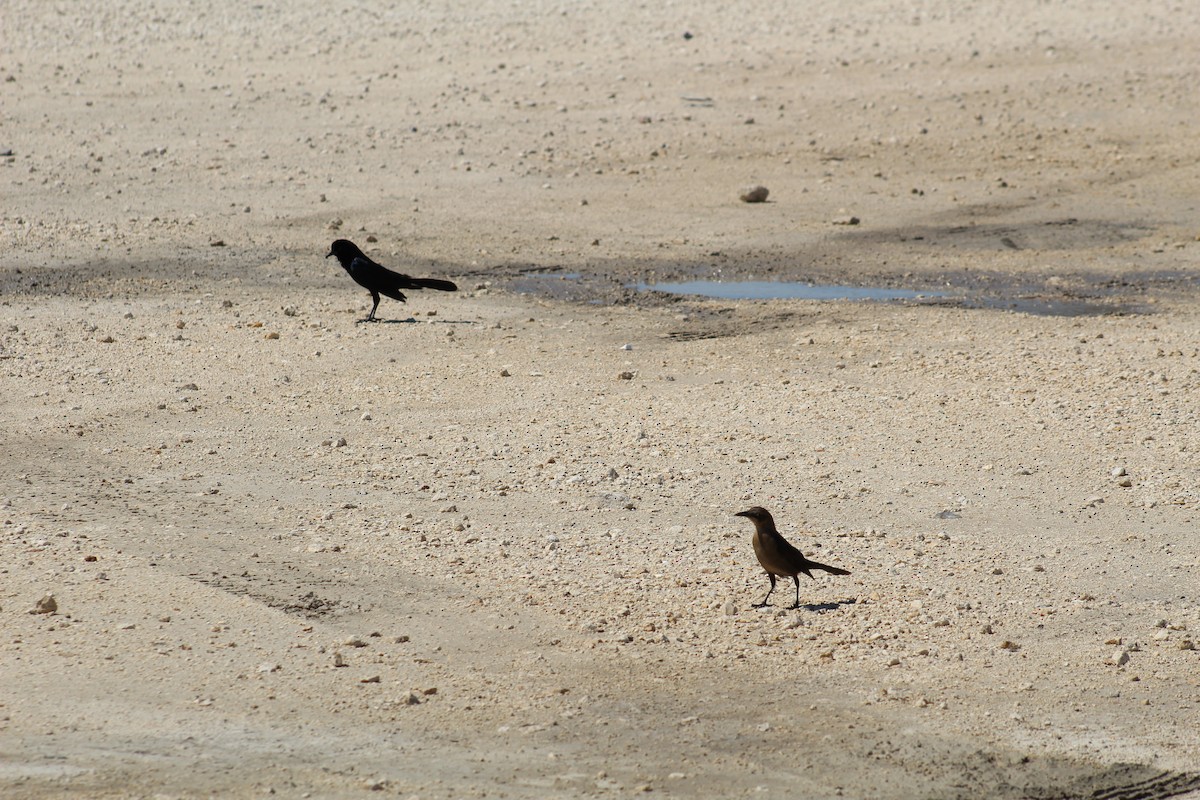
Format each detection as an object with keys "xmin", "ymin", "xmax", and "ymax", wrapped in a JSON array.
[{"xmin": 4, "ymin": 1, "xmax": 1200, "ymax": 797}]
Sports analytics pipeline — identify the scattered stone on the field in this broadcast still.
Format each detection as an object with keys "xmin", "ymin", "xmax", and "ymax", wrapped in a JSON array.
[
  {"xmin": 401, "ymin": 691, "xmax": 422, "ymax": 705},
  {"xmin": 31, "ymin": 594, "xmax": 57, "ymax": 614},
  {"xmin": 258, "ymin": 662, "xmax": 281, "ymax": 673},
  {"xmin": 360, "ymin": 675, "xmax": 381, "ymax": 684},
  {"xmin": 831, "ymin": 214, "xmax": 860, "ymax": 225},
  {"xmin": 499, "ymin": 368, "xmax": 512, "ymax": 377},
  {"xmin": 333, "ymin": 652, "xmax": 347, "ymax": 667},
  {"xmin": 722, "ymin": 600, "xmax": 737, "ymax": 616},
  {"xmin": 1109, "ymin": 649, "xmax": 1130, "ymax": 667},
  {"xmin": 999, "ymin": 640, "xmax": 1020, "ymax": 652},
  {"xmin": 345, "ymin": 636, "xmax": 368, "ymax": 648},
  {"xmin": 1178, "ymin": 640, "xmax": 1195, "ymax": 651},
  {"xmin": 361, "ymin": 412, "xmax": 372, "ymax": 421},
  {"xmin": 618, "ymin": 371, "xmax": 635, "ymax": 380},
  {"xmin": 739, "ymin": 185, "xmax": 769, "ymax": 203}
]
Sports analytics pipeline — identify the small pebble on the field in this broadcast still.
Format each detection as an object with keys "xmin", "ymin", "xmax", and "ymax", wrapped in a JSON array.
[{"xmin": 32, "ymin": 594, "xmax": 57, "ymax": 615}]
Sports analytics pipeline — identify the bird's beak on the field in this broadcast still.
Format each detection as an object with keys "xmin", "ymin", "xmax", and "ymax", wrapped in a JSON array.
[
  {"xmin": 734, "ymin": 510, "xmax": 750, "ymax": 518},
  {"xmin": 325, "ymin": 251, "xmax": 333, "ymax": 259}
]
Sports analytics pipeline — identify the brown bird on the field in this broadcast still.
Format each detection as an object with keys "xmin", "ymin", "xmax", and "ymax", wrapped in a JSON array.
[{"xmin": 735, "ymin": 506, "xmax": 851, "ymax": 609}]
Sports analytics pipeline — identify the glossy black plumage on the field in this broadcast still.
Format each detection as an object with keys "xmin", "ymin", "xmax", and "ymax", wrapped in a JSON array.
[{"xmin": 326, "ymin": 239, "xmax": 457, "ymax": 322}]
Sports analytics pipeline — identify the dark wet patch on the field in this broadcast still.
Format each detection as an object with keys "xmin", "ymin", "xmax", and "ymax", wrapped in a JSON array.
[
  {"xmin": 841, "ymin": 216, "xmax": 1156, "ymax": 253},
  {"xmin": 1027, "ymin": 765, "xmax": 1200, "ymax": 800},
  {"xmin": 191, "ymin": 573, "xmax": 350, "ymax": 619},
  {"xmin": 507, "ymin": 265, "xmax": 1172, "ymax": 318},
  {"xmin": 632, "ymin": 279, "xmax": 944, "ymax": 302}
]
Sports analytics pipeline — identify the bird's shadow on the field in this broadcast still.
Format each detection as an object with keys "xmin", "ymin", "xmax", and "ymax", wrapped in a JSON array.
[
  {"xmin": 358, "ymin": 317, "xmax": 477, "ymax": 326},
  {"xmin": 797, "ymin": 597, "xmax": 858, "ymax": 613},
  {"xmin": 777, "ymin": 597, "xmax": 854, "ymax": 618}
]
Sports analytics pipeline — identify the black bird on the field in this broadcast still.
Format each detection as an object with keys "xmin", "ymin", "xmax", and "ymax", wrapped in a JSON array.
[
  {"xmin": 326, "ymin": 239, "xmax": 458, "ymax": 323},
  {"xmin": 735, "ymin": 506, "xmax": 851, "ymax": 609}
]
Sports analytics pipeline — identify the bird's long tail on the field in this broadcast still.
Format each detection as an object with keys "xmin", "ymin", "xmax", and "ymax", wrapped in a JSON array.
[
  {"xmin": 413, "ymin": 277, "xmax": 458, "ymax": 292},
  {"xmin": 809, "ymin": 560, "xmax": 851, "ymax": 576}
]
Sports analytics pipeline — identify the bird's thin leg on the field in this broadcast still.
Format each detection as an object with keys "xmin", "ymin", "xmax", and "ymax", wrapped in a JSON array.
[
  {"xmin": 364, "ymin": 292, "xmax": 381, "ymax": 323},
  {"xmin": 753, "ymin": 573, "xmax": 776, "ymax": 608},
  {"xmin": 787, "ymin": 576, "xmax": 801, "ymax": 610}
]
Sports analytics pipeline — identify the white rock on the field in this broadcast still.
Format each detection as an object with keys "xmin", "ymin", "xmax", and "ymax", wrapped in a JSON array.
[{"xmin": 32, "ymin": 594, "xmax": 57, "ymax": 614}]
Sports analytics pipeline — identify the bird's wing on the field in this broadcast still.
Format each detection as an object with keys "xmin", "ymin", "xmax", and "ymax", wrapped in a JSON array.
[
  {"xmin": 774, "ymin": 533, "xmax": 816, "ymax": 578},
  {"xmin": 348, "ymin": 257, "xmax": 409, "ymax": 301}
]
